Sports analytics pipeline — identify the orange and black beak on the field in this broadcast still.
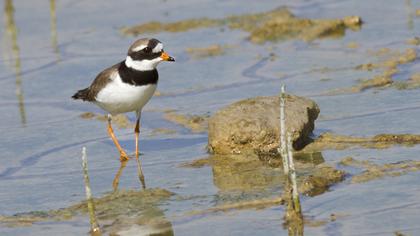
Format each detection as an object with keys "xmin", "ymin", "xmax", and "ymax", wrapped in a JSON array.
[{"xmin": 160, "ymin": 52, "xmax": 175, "ymax": 62}]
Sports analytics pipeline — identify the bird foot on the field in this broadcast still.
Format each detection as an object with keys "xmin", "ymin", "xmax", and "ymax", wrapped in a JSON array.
[{"xmin": 119, "ymin": 151, "xmax": 130, "ymax": 162}]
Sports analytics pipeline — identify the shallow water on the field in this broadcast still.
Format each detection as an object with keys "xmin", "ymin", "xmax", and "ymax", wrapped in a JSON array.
[{"xmin": 1, "ymin": 0, "xmax": 420, "ymax": 235}]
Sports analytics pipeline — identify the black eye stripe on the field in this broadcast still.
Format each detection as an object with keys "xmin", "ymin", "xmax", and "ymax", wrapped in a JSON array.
[
  {"xmin": 128, "ymin": 38, "xmax": 162, "ymax": 61},
  {"xmin": 129, "ymin": 50, "xmax": 162, "ymax": 61}
]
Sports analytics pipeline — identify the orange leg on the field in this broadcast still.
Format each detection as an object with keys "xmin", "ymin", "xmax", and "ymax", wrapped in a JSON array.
[
  {"xmin": 107, "ymin": 115, "xmax": 129, "ymax": 162},
  {"xmin": 112, "ymin": 160, "xmax": 127, "ymax": 192},
  {"xmin": 135, "ymin": 116, "xmax": 146, "ymax": 189}
]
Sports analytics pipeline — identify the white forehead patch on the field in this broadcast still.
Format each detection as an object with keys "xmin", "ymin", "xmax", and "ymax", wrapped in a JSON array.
[
  {"xmin": 132, "ymin": 44, "xmax": 148, "ymax": 52},
  {"xmin": 152, "ymin": 43, "xmax": 163, "ymax": 53}
]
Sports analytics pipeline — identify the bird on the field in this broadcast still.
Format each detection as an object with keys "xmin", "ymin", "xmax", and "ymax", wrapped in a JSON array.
[{"xmin": 72, "ymin": 38, "xmax": 174, "ymax": 187}]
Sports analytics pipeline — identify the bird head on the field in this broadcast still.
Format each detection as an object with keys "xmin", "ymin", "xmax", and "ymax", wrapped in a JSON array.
[{"xmin": 125, "ymin": 38, "xmax": 175, "ymax": 71}]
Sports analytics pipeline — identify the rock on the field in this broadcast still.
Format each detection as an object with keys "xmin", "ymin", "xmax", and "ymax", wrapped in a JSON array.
[{"xmin": 208, "ymin": 95, "xmax": 320, "ymax": 155}]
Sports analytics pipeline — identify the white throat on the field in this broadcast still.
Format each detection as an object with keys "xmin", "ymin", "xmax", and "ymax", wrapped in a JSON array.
[{"xmin": 125, "ymin": 56, "xmax": 162, "ymax": 71}]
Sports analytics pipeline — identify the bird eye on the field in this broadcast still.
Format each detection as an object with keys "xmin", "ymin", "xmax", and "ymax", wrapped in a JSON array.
[{"xmin": 143, "ymin": 47, "xmax": 151, "ymax": 53}]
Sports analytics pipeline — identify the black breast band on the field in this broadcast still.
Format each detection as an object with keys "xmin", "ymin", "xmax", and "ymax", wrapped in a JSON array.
[{"xmin": 118, "ymin": 61, "xmax": 159, "ymax": 86}]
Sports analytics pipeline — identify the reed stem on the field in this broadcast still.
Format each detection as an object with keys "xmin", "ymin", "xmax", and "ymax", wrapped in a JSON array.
[
  {"xmin": 279, "ymin": 84, "xmax": 289, "ymax": 175},
  {"xmin": 287, "ymin": 133, "xmax": 301, "ymax": 214},
  {"xmin": 81, "ymin": 147, "xmax": 101, "ymax": 235}
]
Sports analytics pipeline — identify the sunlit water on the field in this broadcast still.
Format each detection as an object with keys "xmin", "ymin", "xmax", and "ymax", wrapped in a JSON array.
[{"xmin": 0, "ymin": 0, "xmax": 420, "ymax": 235}]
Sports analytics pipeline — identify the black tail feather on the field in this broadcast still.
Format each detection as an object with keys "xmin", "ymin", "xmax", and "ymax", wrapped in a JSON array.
[{"xmin": 72, "ymin": 88, "xmax": 90, "ymax": 101}]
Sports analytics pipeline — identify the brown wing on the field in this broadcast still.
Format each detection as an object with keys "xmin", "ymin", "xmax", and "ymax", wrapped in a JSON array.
[{"xmin": 72, "ymin": 62, "xmax": 122, "ymax": 101}]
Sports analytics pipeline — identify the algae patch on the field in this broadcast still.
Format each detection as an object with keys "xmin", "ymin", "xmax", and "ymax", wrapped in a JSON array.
[
  {"xmin": 394, "ymin": 72, "xmax": 420, "ymax": 90},
  {"xmin": 302, "ymin": 132, "xmax": 420, "ymax": 152},
  {"xmin": 186, "ymin": 44, "xmax": 225, "ymax": 59},
  {"xmin": 151, "ymin": 127, "xmax": 177, "ymax": 136},
  {"xmin": 163, "ymin": 110, "xmax": 209, "ymax": 133},
  {"xmin": 187, "ymin": 197, "xmax": 284, "ymax": 216},
  {"xmin": 0, "ymin": 188, "xmax": 173, "ymax": 227},
  {"xmin": 347, "ymin": 42, "xmax": 359, "ymax": 49},
  {"xmin": 406, "ymin": 37, "xmax": 420, "ymax": 45},
  {"xmin": 326, "ymin": 47, "xmax": 418, "ymax": 94},
  {"xmin": 121, "ymin": 7, "xmax": 361, "ymax": 43},
  {"xmin": 353, "ymin": 48, "xmax": 417, "ymax": 92},
  {"xmin": 340, "ymin": 157, "xmax": 420, "ymax": 183},
  {"xmin": 121, "ymin": 18, "xmax": 219, "ymax": 34}
]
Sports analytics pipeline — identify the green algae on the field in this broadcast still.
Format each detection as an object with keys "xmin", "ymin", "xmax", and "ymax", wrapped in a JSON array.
[
  {"xmin": 323, "ymin": 47, "xmax": 417, "ymax": 95},
  {"xmin": 327, "ymin": 47, "xmax": 418, "ymax": 94},
  {"xmin": 394, "ymin": 72, "xmax": 420, "ymax": 90},
  {"xmin": 0, "ymin": 188, "xmax": 173, "ymax": 227},
  {"xmin": 340, "ymin": 157, "xmax": 420, "ymax": 184},
  {"xmin": 121, "ymin": 18, "xmax": 220, "ymax": 35},
  {"xmin": 186, "ymin": 44, "xmax": 225, "ymax": 59},
  {"xmin": 406, "ymin": 37, "xmax": 420, "ymax": 45},
  {"xmin": 163, "ymin": 110, "xmax": 209, "ymax": 133},
  {"xmin": 151, "ymin": 127, "xmax": 177, "ymax": 136},
  {"xmin": 351, "ymin": 48, "xmax": 417, "ymax": 92},
  {"xmin": 301, "ymin": 132, "xmax": 420, "ymax": 152},
  {"xmin": 121, "ymin": 7, "xmax": 362, "ymax": 43}
]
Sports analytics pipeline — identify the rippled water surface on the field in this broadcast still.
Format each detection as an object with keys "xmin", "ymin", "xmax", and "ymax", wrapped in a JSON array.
[{"xmin": 1, "ymin": 0, "xmax": 420, "ymax": 235}]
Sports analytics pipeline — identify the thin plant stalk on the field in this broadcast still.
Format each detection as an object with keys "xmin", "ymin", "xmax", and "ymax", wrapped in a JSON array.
[
  {"xmin": 279, "ymin": 84, "xmax": 289, "ymax": 174},
  {"xmin": 4, "ymin": 0, "xmax": 26, "ymax": 125},
  {"xmin": 49, "ymin": 0, "xmax": 60, "ymax": 59},
  {"xmin": 287, "ymin": 133, "xmax": 301, "ymax": 215},
  {"xmin": 81, "ymin": 147, "xmax": 101, "ymax": 235}
]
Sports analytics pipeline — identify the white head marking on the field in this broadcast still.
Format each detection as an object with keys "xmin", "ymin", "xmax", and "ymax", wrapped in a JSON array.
[
  {"xmin": 132, "ymin": 44, "xmax": 148, "ymax": 52},
  {"xmin": 152, "ymin": 43, "xmax": 163, "ymax": 53},
  {"xmin": 125, "ymin": 56, "xmax": 163, "ymax": 71}
]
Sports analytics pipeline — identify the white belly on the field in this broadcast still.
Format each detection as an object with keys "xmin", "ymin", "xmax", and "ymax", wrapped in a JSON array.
[{"xmin": 95, "ymin": 75, "xmax": 157, "ymax": 115}]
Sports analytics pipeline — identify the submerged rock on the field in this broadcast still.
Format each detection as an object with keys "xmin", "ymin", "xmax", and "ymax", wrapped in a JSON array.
[
  {"xmin": 298, "ymin": 164, "xmax": 345, "ymax": 196},
  {"xmin": 182, "ymin": 153, "xmax": 344, "ymax": 200},
  {"xmin": 208, "ymin": 95, "xmax": 319, "ymax": 156}
]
